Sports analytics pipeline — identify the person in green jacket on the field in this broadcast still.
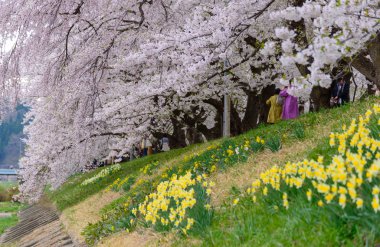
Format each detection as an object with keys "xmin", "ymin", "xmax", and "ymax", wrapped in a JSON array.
[{"xmin": 266, "ymin": 89, "xmax": 283, "ymax": 124}]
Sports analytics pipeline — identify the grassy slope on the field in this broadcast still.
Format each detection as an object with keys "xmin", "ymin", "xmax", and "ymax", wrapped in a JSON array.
[
  {"xmin": 0, "ymin": 202, "xmax": 24, "ymax": 234},
  {"xmin": 50, "ymin": 139, "xmax": 220, "ymax": 244},
  {"xmin": 210, "ymin": 99, "xmax": 361, "ymax": 205},
  {"xmin": 176, "ymin": 98, "xmax": 380, "ymax": 246},
  {"xmin": 0, "ymin": 215, "xmax": 18, "ymax": 234},
  {"xmin": 0, "ymin": 202, "xmax": 24, "ymax": 213},
  {"xmin": 48, "ymin": 142, "xmax": 215, "ymax": 211},
  {"xmin": 47, "ymin": 97, "xmax": 379, "ymax": 246}
]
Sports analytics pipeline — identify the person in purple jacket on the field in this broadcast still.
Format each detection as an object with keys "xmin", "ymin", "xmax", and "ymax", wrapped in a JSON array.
[{"xmin": 279, "ymin": 85, "xmax": 299, "ymax": 120}]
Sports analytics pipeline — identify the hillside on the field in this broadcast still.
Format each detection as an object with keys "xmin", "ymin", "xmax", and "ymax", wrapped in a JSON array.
[{"xmin": 46, "ymin": 97, "xmax": 379, "ymax": 246}]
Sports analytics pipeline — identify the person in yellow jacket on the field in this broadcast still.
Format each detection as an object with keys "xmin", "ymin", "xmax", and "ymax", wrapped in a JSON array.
[{"xmin": 266, "ymin": 89, "xmax": 283, "ymax": 124}]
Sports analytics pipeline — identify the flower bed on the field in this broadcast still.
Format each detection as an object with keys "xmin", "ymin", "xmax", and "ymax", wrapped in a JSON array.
[
  {"xmin": 239, "ymin": 104, "xmax": 380, "ymax": 233},
  {"xmin": 81, "ymin": 164, "xmax": 121, "ymax": 186}
]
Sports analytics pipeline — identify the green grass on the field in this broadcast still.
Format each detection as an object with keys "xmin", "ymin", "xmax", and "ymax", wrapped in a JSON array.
[
  {"xmin": 48, "ymin": 144, "xmax": 208, "ymax": 211},
  {"xmin": 0, "ymin": 202, "xmax": 24, "ymax": 213},
  {"xmin": 0, "ymin": 214, "xmax": 18, "ymax": 234},
  {"xmin": 195, "ymin": 196, "xmax": 366, "ymax": 247},
  {"xmin": 0, "ymin": 182, "xmax": 17, "ymax": 190},
  {"xmin": 0, "ymin": 183, "xmax": 24, "ymax": 235},
  {"xmin": 0, "ymin": 199, "xmax": 24, "ymax": 235}
]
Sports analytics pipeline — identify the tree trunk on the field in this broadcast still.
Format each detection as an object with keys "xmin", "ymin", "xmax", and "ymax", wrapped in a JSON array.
[
  {"xmin": 241, "ymin": 90, "xmax": 260, "ymax": 132},
  {"xmin": 258, "ymin": 85, "xmax": 276, "ymax": 124},
  {"xmin": 241, "ymin": 85, "xmax": 275, "ymax": 132},
  {"xmin": 185, "ymin": 126, "xmax": 204, "ymax": 145},
  {"xmin": 198, "ymin": 119, "xmax": 221, "ymax": 141},
  {"xmin": 351, "ymin": 34, "xmax": 380, "ymax": 90},
  {"xmin": 310, "ymin": 86, "xmax": 331, "ymax": 112},
  {"xmin": 368, "ymin": 34, "xmax": 380, "ymax": 89},
  {"xmin": 205, "ymin": 95, "xmax": 243, "ymax": 137},
  {"xmin": 230, "ymin": 101, "xmax": 243, "ymax": 136},
  {"xmin": 168, "ymin": 115, "xmax": 187, "ymax": 148},
  {"xmin": 202, "ymin": 98, "xmax": 224, "ymax": 139}
]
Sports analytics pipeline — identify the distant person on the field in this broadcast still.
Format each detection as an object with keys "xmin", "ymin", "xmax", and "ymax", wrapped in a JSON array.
[
  {"xmin": 129, "ymin": 144, "xmax": 135, "ymax": 161},
  {"xmin": 141, "ymin": 138, "xmax": 147, "ymax": 156},
  {"xmin": 134, "ymin": 146, "xmax": 140, "ymax": 158},
  {"xmin": 266, "ymin": 88, "xmax": 283, "ymax": 124},
  {"xmin": 160, "ymin": 135, "xmax": 170, "ymax": 152},
  {"xmin": 146, "ymin": 138, "xmax": 153, "ymax": 156},
  {"xmin": 280, "ymin": 85, "xmax": 299, "ymax": 120},
  {"xmin": 331, "ymin": 77, "xmax": 350, "ymax": 107},
  {"xmin": 92, "ymin": 159, "xmax": 98, "ymax": 168}
]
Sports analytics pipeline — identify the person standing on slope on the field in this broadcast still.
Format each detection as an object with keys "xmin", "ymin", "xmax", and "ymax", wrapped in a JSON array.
[
  {"xmin": 279, "ymin": 85, "xmax": 299, "ymax": 120},
  {"xmin": 160, "ymin": 135, "xmax": 170, "ymax": 152},
  {"xmin": 331, "ymin": 77, "xmax": 350, "ymax": 107},
  {"xmin": 266, "ymin": 88, "xmax": 283, "ymax": 124}
]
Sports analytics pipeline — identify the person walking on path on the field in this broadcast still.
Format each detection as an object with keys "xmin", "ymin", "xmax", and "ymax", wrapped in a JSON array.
[
  {"xmin": 279, "ymin": 85, "xmax": 299, "ymax": 120},
  {"xmin": 266, "ymin": 88, "xmax": 283, "ymax": 124}
]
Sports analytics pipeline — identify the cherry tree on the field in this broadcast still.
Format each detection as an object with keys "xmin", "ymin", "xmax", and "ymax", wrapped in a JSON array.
[
  {"xmin": 272, "ymin": 0, "xmax": 380, "ymax": 105},
  {"xmin": 0, "ymin": 0, "xmax": 378, "ymax": 202}
]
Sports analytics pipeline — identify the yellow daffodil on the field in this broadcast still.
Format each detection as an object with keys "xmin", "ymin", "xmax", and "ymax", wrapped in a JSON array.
[
  {"xmin": 339, "ymin": 194, "xmax": 347, "ymax": 208},
  {"xmin": 325, "ymin": 193, "xmax": 334, "ymax": 203},
  {"xmin": 373, "ymin": 186, "xmax": 380, "ymax": 196},
  {"xmin": 372, "ymin": 196, "xmax": 380, "ymax": 212},
  {"xmin": 210, "ymin": 165, "xmax": 217, "ymax": 173},
  {"xmin": 227, "ymin": 149, "xmax": 234, "ymax": 156},
  {"xmin": 356, "ymin": 198, "xmax": 363, "ymax": 209},
  {"xmin": 233, "ymin": 198, "xmax": 240, "ymax": 206},
  {"xmin": 263, "ymin": 187, "xmax": 268, "ymax": 196},
  {"xmin": 306, "ymin": 189, "xmax": 312, "ymax": 201}
]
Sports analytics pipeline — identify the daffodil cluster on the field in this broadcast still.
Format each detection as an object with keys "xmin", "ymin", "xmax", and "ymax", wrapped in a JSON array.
[
  {"xmin": 105, "ymin": 178, "xmax": 121, "ymax": 192},
  {"xmin": 136, "ymin": 171, "xmax": 213, "ymax": 234},
  {"xmin": 81, "ymin": 164, "xmax": 121, "ymax": 186},
  {"xmin": 84, "ymin": 134, "xmax": 270, "ymax": 243},
  {"xmin": 247, "ymin": 104, "xmax": 380, "ymax": 214},
  {"xmin": 140, "ymin": 161, "xmax": 160, "ymax": 175},
  {"xmin": 105, "ymin": 175, "xmax": 135, "ymax": 192},
  {"xmin": 191, "ymin": 137, "xmax": 266, "ymax": 174}
]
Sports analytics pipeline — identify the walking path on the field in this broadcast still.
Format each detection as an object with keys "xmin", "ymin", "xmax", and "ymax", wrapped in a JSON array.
[{"xmin": 0, "ymin": 204, "xmax": 75, "ymax": 247}]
